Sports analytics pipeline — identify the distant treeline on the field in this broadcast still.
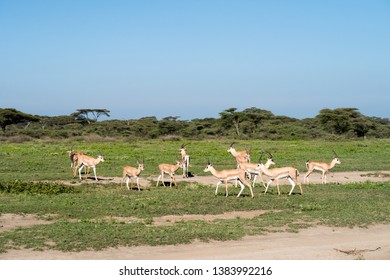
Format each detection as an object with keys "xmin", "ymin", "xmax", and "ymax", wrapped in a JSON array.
[{"xmin": 1, "ymin": 107, "xmax": 390, "ymax": 141}]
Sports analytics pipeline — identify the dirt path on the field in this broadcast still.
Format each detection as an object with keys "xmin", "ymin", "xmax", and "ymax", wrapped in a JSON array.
[
  {"xmin": 173, "ymin": 170, "xmax": 390, "ymax": 187},
  {"xmin": 1, "ymin": 170, "xmax": 390, "ymax": 260},
  {"xmin": 68, "ymin": 170, "xmax": 390, "ymax": 187},
  {"xmin": 2, "ymin": 224, "xmax": 389, "ymax": 260}
]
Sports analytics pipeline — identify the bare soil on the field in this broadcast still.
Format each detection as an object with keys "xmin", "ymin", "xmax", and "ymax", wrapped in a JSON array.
[{"xmin": 1, "ymin": 170, "xmax": 390, "ymax": 260}]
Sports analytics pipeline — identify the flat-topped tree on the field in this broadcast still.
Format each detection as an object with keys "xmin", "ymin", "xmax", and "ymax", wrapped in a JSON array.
[{"xmin": 73, "ymin": 109, "xmax": 110, "ymax": 123}]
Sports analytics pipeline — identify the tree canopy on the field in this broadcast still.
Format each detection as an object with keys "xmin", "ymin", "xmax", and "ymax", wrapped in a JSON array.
[
  {"xmin": 316, "ymin": 108, "xmax": 374, "ymax": 137},
  {"xmin": 1, "ymin": 107, "xmax": 390, "ymax": 140},
  {"xmin": 72, "ymin": 109, "xmax": 111, "ymax": 123},
  {"xmin": 0, "ymin": 108, "xmax": 39, "ymax": 132}
]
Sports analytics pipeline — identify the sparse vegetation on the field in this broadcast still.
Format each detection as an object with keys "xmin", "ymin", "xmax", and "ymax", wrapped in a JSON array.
[{"xmin": 0, "ymin": 139, "xmax": 390, "ymax": 253}]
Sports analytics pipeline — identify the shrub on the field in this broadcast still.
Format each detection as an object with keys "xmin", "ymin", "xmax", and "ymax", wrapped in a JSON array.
[{"xmin": 0, "ymin": 181, "xmax": 80, "ymax": 195}]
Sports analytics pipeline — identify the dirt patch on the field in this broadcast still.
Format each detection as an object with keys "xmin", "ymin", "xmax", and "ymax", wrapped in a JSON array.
[
  {"xmin": 79, "ymin": 210, "xmax": 278, "ymax": 227},
  {"xmin": 151, "ymin": 210, "xmax": 275, "ymax": 226},
  {"xmin": 1, "ymin": 224, "xmax": 389, "ymax": 260},
  {"xmin": 0, "ymin": 214, "xmax": 53, "ymax": 232}
]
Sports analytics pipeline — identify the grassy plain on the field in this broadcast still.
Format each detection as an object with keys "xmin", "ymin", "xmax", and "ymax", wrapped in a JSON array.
[
  {"xmin": 1, "ymin": 138, "xmax": 390, "ymax": 181},
  {"xmin": 0, "ymin": 138, "xmax": 390, "ymax": 253}
]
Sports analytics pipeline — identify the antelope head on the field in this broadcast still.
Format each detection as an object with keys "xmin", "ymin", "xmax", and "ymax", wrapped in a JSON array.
[
  {"xmin": 136, "ymin": 160, "xmax": 145, "ymax": 171},
  {"xmin": 98, "ymin": 151, "xmax": 105, "ymax": 162},
  {"xmin": 332, "ymin": 150, "xmax": 341, "ymax": 165},
  {"xmin": 180, "ymin": 143, "xmax": 188, "ymax": 156},
  {"xmin": 67, "ymin": 145, "xmax": 75, "ymax": 156},
  {"xmin": 204, "ymin": 160, "xmax": 213, "ymax": 172},
  {"xmin": 227, "ymin": 142, "xmax": 236, "ymax": 152}
]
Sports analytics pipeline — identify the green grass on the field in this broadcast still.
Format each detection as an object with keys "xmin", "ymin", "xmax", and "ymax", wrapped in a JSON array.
[
  {"xmin": 1, "ymin": 181, "xmax": 389, "ymax": 253},
  {"xmin": 1, "ymin": 138, "xmax": 390, "ymax": 181},
  {"xmin": 0, "ymin": 139, "xmax": 390, "ymax": 253}
]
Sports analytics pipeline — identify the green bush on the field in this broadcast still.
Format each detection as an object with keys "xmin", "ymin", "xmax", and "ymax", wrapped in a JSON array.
[{"xmin": 0, "ymin": 181, "xmax": 79, "ymax": 195}]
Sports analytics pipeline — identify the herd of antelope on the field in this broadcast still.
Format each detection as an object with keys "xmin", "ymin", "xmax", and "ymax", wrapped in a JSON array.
[{"xmin": 67, "ymin": 143, "xmax": 341, "ymax": 197}]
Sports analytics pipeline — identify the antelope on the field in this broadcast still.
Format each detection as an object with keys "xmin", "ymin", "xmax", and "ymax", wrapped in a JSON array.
[
  {"xmin": 257, "ymin": 152, "xmax": 302, "ymax": 196},
  {"xmin": 204, "ymin": 161, "xmax": 254, "ymax": 198},
  {"xmin": 179, "ymin": 143, "xmax": 190, "ymax": 178},
  {"xmin": 304, "ymin": 151, "xmax": 341, "ymax": 184},
  {"xmin": 74, "ymin": 153, "xmax": 105, "ymax": 181},
  {"xmin": 121, "ymin": 161, "xmax": 145, "ymax": 191},
  {"xmin": 156, "ymin": 159, "xmax": 184, "ymax": 187},
  {"xmin": 227, "ymin": 142, "xmax": 251, "ymax": 166},
  {"xmin": 238, "ymin": 157, "xmax": 276, "ymax": 188},
  {"xmin": 66, "ymin": 146, "xmax": 83, "ymax": 173}
]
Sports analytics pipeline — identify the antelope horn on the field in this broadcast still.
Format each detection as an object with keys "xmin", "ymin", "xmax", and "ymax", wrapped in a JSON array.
[
  {"xmin": 258, "ymin": 151, "xmax": 264, "ymax": 163},
  {"xmin": 181, "ymin": 143, "xmax": 186, "ymax": 149},
  {"xmin": 333, "ymin": 150, "xmax": 339, "ymax": 158},
  {"xmin": 265, "ymin": 150, "xmax": 273, "ymax": 159},
  {"xmin": 68, "ymin": 145, "xmax": 74, "ymax": 153},
  {"xmin": 230, "ymin": 142, "xmax": 236, "ymax": 148}
]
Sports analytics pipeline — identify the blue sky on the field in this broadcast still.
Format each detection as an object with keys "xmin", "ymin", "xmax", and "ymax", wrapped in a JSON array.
[{"xmin": 1, "ymin": 0, "xmax": 389, "ymax": 121}]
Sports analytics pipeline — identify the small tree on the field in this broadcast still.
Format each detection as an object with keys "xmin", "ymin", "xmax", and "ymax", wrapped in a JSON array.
[
  {"xmin": 316, "ymin": 108, "xmax": 371, "ymax": 137},
  {"xmin": 219, "ymin": 108, "xmax": 243, "ymax": 136},
  {"xmin": 72, "ymin": 109, "xmax": 110, "ymax": 123},
  {"xmin": 0, "ymin": 108, "xmax": 39, "ymax": 132},
  {"xmin": 317, "ymin": 108, "xmax": 352, "ymax": 135},
  {"xmin": 242, "ymin": 107, "xmax": 274, "ymax": 134},
  {"xmin": 158, "ymin": 116, "xmax": 182, "ymax": 135}
]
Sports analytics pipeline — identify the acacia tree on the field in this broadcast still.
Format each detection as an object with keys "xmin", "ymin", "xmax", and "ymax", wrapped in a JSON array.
[
  {"xmin": 72, "ymin": 109, "xmax": 110, "ymax": 123},
  {"xmin": 219, "ymin": 108, "xmax": 243, "ymax": 136},
  {"xmin": 158, "ymin": 116, "xmax": 183, "ymax": 135},
  {"xmin": 0, "ymin": 108, "xmax": 39, "ymax": 132},
  {"xmin": 316, "ymin": 108, "xmax": 372, "ymax": 137},
  {"xmin": 241, "ymin": 107, "xmax": 274, "ymax": 134}
]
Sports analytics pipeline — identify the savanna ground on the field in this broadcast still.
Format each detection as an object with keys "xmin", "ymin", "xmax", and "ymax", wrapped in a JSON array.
[{"xmin": 1, "ymin": 139, "xmax": 390, "ymax": 260}]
